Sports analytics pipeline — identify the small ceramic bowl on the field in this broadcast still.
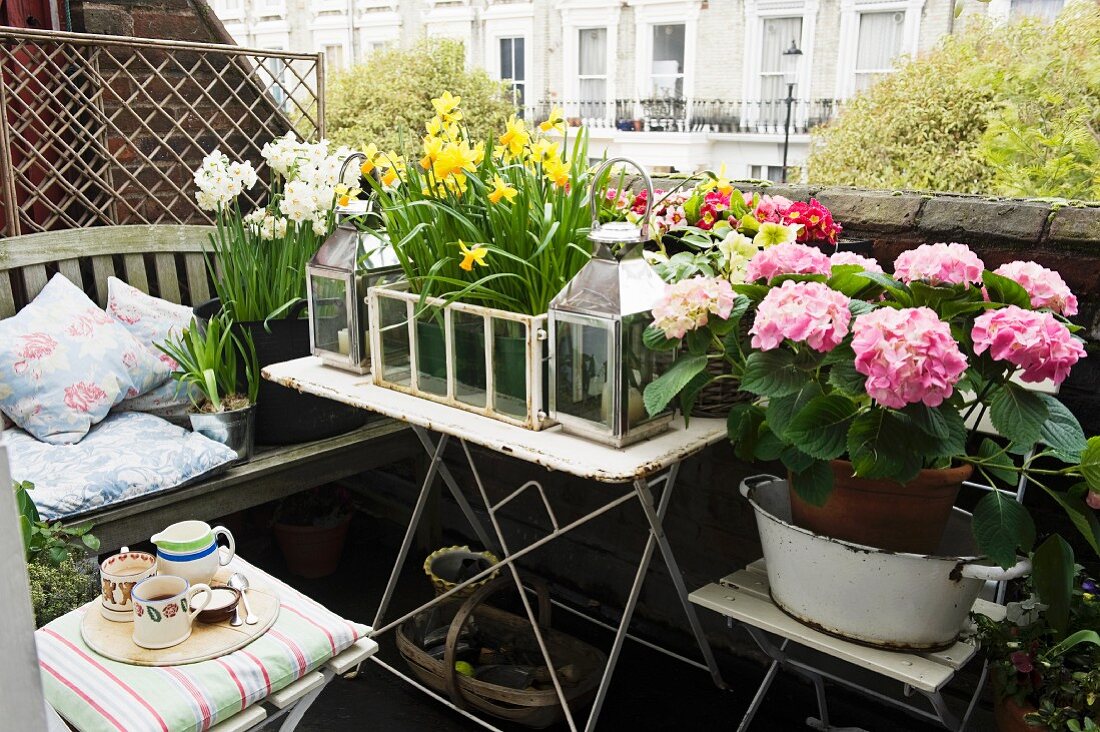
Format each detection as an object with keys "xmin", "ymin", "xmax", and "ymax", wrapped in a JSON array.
[{"xmin": 196, "ymin": 585, "xmax": 241, "ymax": 624}]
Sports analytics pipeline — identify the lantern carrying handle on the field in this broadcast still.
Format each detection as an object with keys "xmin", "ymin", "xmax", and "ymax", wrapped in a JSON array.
[
  {"xmin": 588, "ymin": 157, "xmax": 654, "ymax": 242},
  {"xmin": 338, "ymin": 152, "xmax": 367, "ymax": 185}
]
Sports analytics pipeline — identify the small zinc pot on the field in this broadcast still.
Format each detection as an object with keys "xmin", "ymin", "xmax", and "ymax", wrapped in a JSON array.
[
  {"xmin": 189, "ymin": 404, "xmax": 255, "ymax": 465},
  {"xmin": 272, "ymin": 515, "xmax": 351, "ymax": 579},
  {"xmin": 789, "ymin": 460, "xmax": 972, "ymax": 554},
  {"xmin": 743, "ymin": 475, "xmax": 1031, "ymax": 650}
]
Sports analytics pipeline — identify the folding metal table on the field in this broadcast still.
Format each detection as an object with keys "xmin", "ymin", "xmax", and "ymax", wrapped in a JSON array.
[{"xmin": 263, "ymin": 356, "xmax": 729, "ymax": 732}]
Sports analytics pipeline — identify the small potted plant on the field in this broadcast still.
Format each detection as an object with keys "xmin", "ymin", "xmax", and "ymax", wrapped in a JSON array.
[
  {"xmin": 158, "ymin": 312, "xmax": 260, "ymax": 463},
  {"xmin": 975, "ymin": 568, "xmax": 1099, "ymax": 731},
  {"xmin": 270, "ymin": 484, "xmax": 353, "ymax": 578}
]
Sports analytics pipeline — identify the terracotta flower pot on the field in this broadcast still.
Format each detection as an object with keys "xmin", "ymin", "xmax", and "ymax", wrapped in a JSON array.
[
  {"xmin": 272, "ymin": 516, "xmax": 351, "ymax": 579},
  {"xmin": 993, "ymin": 694, "xmax": 1048, "ymax": 732},
  {"xmin": 789, "ymin": 460, "xmax": 973, "ymax": 554}
]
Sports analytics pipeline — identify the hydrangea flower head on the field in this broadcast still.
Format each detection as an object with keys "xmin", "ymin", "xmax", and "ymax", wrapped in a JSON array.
[
  {"xmin": 851, "ymin": 307, "xmax": 967, "ymax": 408},
  {"xmin": 972, "ymin": 306, "xmax": 1085, "ymax": 384},
  {"xmin": 893, "ymin": 242, "xmax": 984, "ymax": 286},
  {"xmin": 750, "ymin": 280, "xmax": 851, "ymax": 353},
  {"xmin": 992, "ymin": 261, "xmax": 1078, "ymax": 316},
  {"xmin": 744, "ymin": 242, "xmax": 831, "ymax": 282},
  {"xmin": 830, "ymin": 251, "xmax": 883, "ymax": 274},
  {"xmin": 652, "ymin": 276, "xmax": 736, "ymax": 340}
]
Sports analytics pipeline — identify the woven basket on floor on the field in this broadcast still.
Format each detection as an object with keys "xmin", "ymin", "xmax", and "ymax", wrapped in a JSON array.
[
  {"xmin": 690, "ymin": 319, "xmax": 752, "ymax": 418},
  {"xmin": 397, "ymin": 577, "xmax": 606, "ymax": 729}
]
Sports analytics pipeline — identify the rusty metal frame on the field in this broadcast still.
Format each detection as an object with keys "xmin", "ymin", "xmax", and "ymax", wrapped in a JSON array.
[{"xmin": 0, "ymin": 26, "xmax": 324, "ymax": 237}]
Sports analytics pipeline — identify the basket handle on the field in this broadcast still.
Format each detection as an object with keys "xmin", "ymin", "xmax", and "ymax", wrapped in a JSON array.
[{"xmin": 442, "ymin": 575, "xmax": 552, "ymax": 711}]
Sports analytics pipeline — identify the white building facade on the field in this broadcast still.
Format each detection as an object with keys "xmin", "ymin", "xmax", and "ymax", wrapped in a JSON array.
[{"xmin": 211, "ymin": 0, "xmax": 1066, "ymax": 177}]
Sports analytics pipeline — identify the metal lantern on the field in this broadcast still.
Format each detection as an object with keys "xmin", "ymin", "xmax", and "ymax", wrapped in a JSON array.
[
  {"xmin": 307, "ymin": 154, "xmax": 402, "ymax": 373},
  {"xmin": 548, "ymin": 157, "xmax": 672, "ymax": 447}
]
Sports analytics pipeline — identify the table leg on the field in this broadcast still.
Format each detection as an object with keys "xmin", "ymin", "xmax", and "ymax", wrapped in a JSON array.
[
  {"xmin": 411, "ymin": 425, "xmax": 496, "ymax": 552},
  {"xmin": 276, "ymin": 668, "xmax": 333, "ymax": 732}
]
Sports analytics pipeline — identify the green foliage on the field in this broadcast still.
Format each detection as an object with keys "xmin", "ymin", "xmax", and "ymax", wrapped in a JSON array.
[
  {"xmin": 157, "ymin": 313, "xmax": 259, "ymax": 412},
  {"xmin": 809, "ymin": 5, "xmax": 1100, "ymax": 200},
  {"xmin": 27, "ymin": 557, "xmax": 97, "ymax": 628},
  {"xmin": 14, "ymin": 481, "xmax": 100, "ymax": 566},
  {"xmin": 326, "ymin": 40, "xmax": 515, "ymax": 157}
]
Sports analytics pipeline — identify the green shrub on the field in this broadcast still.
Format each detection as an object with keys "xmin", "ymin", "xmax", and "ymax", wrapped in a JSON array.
[
  {"xmin": 325, "ymin": 40, "xmax": 515, "ymax": 155},
  {"xmin": 27, "ymin": 557, "xmax": 97, "ymax": 628},
  {"xmin": 808, "ymin": 3, "xmax": 1100, "ymax": 200}
]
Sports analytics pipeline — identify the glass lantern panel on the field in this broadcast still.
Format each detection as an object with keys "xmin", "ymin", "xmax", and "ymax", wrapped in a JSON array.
[
  {"xmin": 311, "ymin": 274, "xmax": 349, "ymax": 357},
  {"xmin": 452, "ymin": 311, "xmax": 487, "ymax": 408},
  {"xmin": 621, "ymin": 311, "xmax": 663, "ymax": 431},
  {"xmin": 414, "ymin": 306, "xmax": 448, "ymax": 396},
  {"xmin": 378, "ymin": 293, "xmax": 411, "ymax": 386},
  {"xmin": 493, "ymin": 318, "xmax": 529, "ymax": 418},
  {"xmin": 554, "ymin": 317, "xmax": 611, "ymax": 429}
]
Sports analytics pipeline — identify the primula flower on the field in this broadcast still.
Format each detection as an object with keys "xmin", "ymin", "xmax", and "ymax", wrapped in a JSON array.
[
  {"xmin": 457, "ymin": 240, "xmax": 489, "ymax": 271},
  {"xmin": 754, "ymin": 221, "xmax": 801, "ymax": 248},
  {"xmin": 750, "ymin": 280, "xmax": 851, "ymax": 353},
  {"xmin": 499, "ymin": 115, "xmax": 530, "ymax": 159},
  {"xmin": 431, "ymin": 91, "xmax": 463, "ymax": 124},
  {"xmin": 651, "ymin": 277, "xmax": 735, "ymax": 340},
  {"xmin": 830, "ymin": 251, "xmax": 883, "ymax": 273},
  {"xmin": 539, "ymin": 106, "xmax": 566, "ymax": 133},
  {"xmin": 783, "ymin": 199, "xmax": 842, "ymax": 244},
  {"xmin": 754, "ymin": 194, "xmax": 793, "ymax": 224},
  {"xmin": 992, "ymin": 261, "xmax": 1078, "ymax": 316},
  {"xmin": 1010, "ymin": 651, "xmax": 1034, "ymax": 674},
  {"xmin": 745, "ymin": 242, "xmax": 831, "ymax": 282},
  {"xmin": 718, "ymin": 232, "xmax": 759, "ymax": 283},
  {"xmin": 971, "ymin": 306, "xmax": 1085, "ymax": 384},
  {"xmin": 488, "ymin": 176, "xmax": 518, "ymax": 204},
  {"xmin": 894, "ymin": 242, "xmax": 985, "ymax": 286},
  {"xmin": 851, "ymin": 307, "xmax": 968, "ymax": 409}
]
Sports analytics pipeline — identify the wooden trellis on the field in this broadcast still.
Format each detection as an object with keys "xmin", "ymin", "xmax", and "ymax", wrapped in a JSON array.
[{"xmin": 0, "ymin": 26, "xmax": 324, "ymax": 237}]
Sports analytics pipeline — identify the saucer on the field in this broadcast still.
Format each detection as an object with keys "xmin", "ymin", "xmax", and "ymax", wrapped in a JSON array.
[{"xmin": 99, "ymin": 602, "xmax": 135, "ymax": 623}]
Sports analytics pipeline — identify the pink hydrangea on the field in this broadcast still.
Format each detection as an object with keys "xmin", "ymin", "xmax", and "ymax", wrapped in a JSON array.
[
  {"xmin": 992, "ymin": 261, "xmax": 1078, "ymax": 316},
  {"xmin": 652, "ymin": 276, "xmax": 736, "ymax": 340},
  {"xmin": 971, "ymin": 306, "xmax": 1085, "ymax": 384},
  {"xmin": 893, "ymin": 242, "xmax": 985, "ymax": 286},
  {"xmin": 851, "ymin": 307, "xmax": 968, "ymax": 409},
  {"xmin": 830, "ymin": 251, "xmax": 883, "ymax": 274},
  {"xmin": 750, "ymin": 280, "xmax": 851, "ymax": 353},
  {"xmin": 744, "ymin": 242, "xmax": 831, "ymax": 283}
]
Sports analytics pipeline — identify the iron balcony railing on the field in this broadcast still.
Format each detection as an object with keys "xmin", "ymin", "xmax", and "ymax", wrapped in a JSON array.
[{"xmin": 525, "ymin": 98, "xmax": 842, "ymax": 135}]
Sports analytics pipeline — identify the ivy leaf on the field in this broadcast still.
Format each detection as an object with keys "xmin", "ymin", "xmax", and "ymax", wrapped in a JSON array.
[
  {"xmin": 989, "ymin": 382, "xmax": 1049, "ymax": 448},
  {"xmin": 1032, "ymin": 534, "xmax": 1075, "ymax": 638},
  {"xmin": 1036, "ymin": 394, "xmax": 1088, "ymax": 464},
  {"xmin": 977, "ymin": 437, "xmax": 1018, "ymax": 485},
  {"xmin": 846, "ymin": 410, "xmax": 922, "ymax": 483},
  {"xmin": 1081, "ymin": 437, "xmax": 1100, "ymax": 493},
  {"xmin": 741, "ymin": 350, "xmax": 810, "ymax": 398},
  {"xmin": 972, "ymin": 489, "xmax": 1036, "ymax": 569},
  {"xmin": 643, "ymin": 354, "xmax": 708, "ymax": 416},
  {"xmin": 643, "ymin": 323, "xmax": 678, "ymax": 352},
  {"xmin": 765, "ymin": 381, "xmax": 823, "ymax": 438},
  {"xmin": 982, "ymin": 270, "xmax": 1032, "ymax": 309},
  {"xmin": 786, "ymin": 394, "xmax": 860, "ymax": 460},
  {"xmin": 789, "ymin": 460, "xmax": 835, "ymax": 507}
]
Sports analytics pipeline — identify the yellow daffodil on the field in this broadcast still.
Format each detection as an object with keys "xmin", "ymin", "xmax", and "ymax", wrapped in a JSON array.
[
  {"xmin": 543, "ymin": 157, "xmax": 570, "ymax": 188},
  {"xmin": 432, "ymin": 140, "xmax": 479, "ymax": 181},
  {"xmin": 531, "ymin": 138, "xmax": 560, "ymax": 165},
  {"xmin": 539, "ymin": 106, "xmax": 565, "ymax": 134},
  {"xmin": 431, "ymin": 91, "xmax": 463, "ymax": 124},
  {"xmin": 381, "ymin": 167, "xmax": 399, "ymax": 187},
  {"xmin": 499, "ymin": 115, "xmax": 530, "ymax": 159},
  {"xmin": 458, "ymin": 240, "xmax": 488, "ymax": 271},
  {"xmin": 358, "ymin": 143, "xmax": 381, "ymax": 175},
  {"xmin": 334, "ymin": 183, "xmax": 362, "ymax": 207},
  {"xmin": 426, "ymin": 115, "xmax": 458, "ymax": 140},
  {"xmin": 487, "ymin": 175, "xmax": 518, "ymax": 204},
  {"xmin": 473, "ymin": 141, "xmax": 486, "ymax": 166},
  {"xmin": 420, "ymin": 136, "xmax": 444, "ymax": 170}
]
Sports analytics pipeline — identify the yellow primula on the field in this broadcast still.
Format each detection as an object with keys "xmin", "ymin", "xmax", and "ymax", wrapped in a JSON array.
[
  {"xmin": 457, "ymin": 240, "xmax": 488, "ymax": 271},
  {"xmin": 543, "ymin": 158, "xmax": 570, "ymax": 188},
  {"xmin": 487, "ymin": 175, "xmax": 518, "ymax": 204},
  {"xmin": 539, "ymin": 106, "xmax": 565, "ymax": 134},
  {"xmin": 431, "ymin": 91, "xmax": 463, "ymax": 124},
  {"xmin": 432, "ymin": 140, "xmax": 479, "ymax": 181},
  {"xmin": 498, "ymin": 115, "xmax": 530, "ymax": 159}
]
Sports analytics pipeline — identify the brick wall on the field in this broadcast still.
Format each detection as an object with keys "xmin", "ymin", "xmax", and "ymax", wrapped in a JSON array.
[{"xmin": 365, "ymin": 187, "xmax": 1100, "ymax": 663}]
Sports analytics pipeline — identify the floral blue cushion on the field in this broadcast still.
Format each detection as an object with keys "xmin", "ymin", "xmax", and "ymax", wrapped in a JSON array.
[{"xmin": 7, "ymin": 412, "xmax": 238, "ymax": 521}]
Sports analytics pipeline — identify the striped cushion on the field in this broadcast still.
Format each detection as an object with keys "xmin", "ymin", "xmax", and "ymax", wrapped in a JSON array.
[{"xmin": 37, "ymin": 555, "xmax": 368, "ymax": 732}]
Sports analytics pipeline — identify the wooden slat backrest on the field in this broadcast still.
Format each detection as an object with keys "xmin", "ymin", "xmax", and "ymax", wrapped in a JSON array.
[{"xmin": 0, "ymin": 225, "xmax": 217, "ymax": 316}]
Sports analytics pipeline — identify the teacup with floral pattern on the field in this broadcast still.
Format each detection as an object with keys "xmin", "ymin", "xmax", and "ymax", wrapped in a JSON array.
[{"xmin": 131, "ymin": 575, "xmax": 211, "ymax": 650}]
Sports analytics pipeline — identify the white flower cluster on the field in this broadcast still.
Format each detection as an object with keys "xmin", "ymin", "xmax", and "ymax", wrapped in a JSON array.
[
  {"xmin": 261, "ymin": 134, "xmax": 359, "ymax": 226},
  {"xmin": 242, "ymin": 209, "xmax": 289, "ymax": 241},
  {"xmin": 194, "ymin": 150, "xmax": 258, "ymax": 211},
  {"xmin": 717, "ymin": 231, "xmax": 761, "ymax": 284}
]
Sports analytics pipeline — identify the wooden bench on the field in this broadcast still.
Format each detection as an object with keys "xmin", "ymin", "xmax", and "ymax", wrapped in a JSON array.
[{"xmin": 0, "ymin": 224, "xmax": 416, "ymax": 551}]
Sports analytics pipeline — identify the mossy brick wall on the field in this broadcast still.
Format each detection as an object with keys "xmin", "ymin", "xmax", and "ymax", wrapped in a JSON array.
[{"xmin": 367, "ymin": 188, "xmax": 1100, "ymax": 663}]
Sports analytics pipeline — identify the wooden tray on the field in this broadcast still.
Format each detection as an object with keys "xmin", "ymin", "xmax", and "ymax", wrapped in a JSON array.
[{"xmin": 80, "ymin": 567, "xmax": 279, "ymax": 666}]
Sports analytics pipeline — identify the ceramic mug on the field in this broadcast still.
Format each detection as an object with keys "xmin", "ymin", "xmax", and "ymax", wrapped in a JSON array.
[
  {"xmin": 151, "ymin": 520, "xmax": 236, "ymax": 586},
  {"xmin": 99, "ymin": 546, "xmax": 157, "ymax": 622},
  {"xmin": 131, "ymin": 575, "xmax": 212, "ymax": 650}
]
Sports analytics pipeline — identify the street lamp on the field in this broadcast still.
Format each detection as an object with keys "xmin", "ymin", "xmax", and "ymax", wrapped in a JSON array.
[{"xmin": 781, "ymin": 39, "xmax": 803, "ymax": 184}]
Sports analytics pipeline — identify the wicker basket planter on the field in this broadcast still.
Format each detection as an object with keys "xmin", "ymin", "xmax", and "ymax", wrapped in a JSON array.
[{"xmin": 368, "ymin": 281, "xmax": 552, "ymax": 430}]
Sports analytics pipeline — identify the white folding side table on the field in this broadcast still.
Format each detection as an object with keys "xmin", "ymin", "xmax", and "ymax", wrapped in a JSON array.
[{"xmin": 263, "ymin": 356, "xmax": 729, "ymax": 732}]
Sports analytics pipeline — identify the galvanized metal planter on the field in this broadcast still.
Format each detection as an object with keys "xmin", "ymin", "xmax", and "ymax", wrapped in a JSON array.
[
  {"xmin": 189, "ymin": 404, "xmax": 256, "ymax": 465},
  {"xmin": 741, "ymin": 475, "xmax": 1031, "ymax": 651},
  {"xmin": 367, "ymin": 281, "xmax": 552, "ymax": 430}
]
